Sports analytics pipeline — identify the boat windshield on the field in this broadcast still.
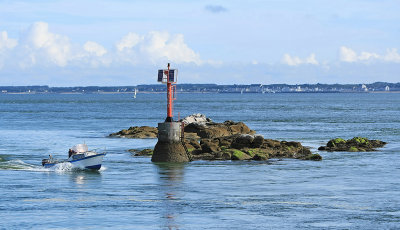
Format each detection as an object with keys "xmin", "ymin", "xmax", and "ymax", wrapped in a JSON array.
[{"xmin": 71, "ymin": 144, "xmax": 88, "ymax": 153}]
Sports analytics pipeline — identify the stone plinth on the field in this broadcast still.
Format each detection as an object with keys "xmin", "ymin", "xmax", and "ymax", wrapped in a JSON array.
[{"xmin": 151, "ymin": 122, "xmax": 189, "ymax": 162}]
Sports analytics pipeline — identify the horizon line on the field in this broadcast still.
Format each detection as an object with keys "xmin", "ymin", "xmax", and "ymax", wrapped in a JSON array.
[{"xmin": 1, "ymin": 81, "xmax": 400, "ymax": 87}]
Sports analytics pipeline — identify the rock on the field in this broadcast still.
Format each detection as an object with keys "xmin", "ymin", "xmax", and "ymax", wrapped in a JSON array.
[
  {"xmin": 214, "ymin": 150, "xmax": 232, "ymax": 160},
  {"xmin": 252, "ymin": 135, "xmax": 264, "ymax": 148},
  {"xmin": 229, "ymin": 149, "xmax": 251, "ymax": 160},
  {"xmin": 228, "ymin": 121, "xmax": 252, "ymax": 134},
  {"xmin": 230, "ymin": 134, "xmax": 266, "ymax": 149},
  {"xmin": 184, "ymin": 120, "xmax": 255, "ymax": 139},
  {"xmin": 197, "ymin": 125, "xmax": 231, "ymax": 139},
  {"xmin": 185, "ymin": 139, "xmax": 201, "ymax": 151},
  {"xmin": 319, "ymin": 137, "xmax": 386, "ymax": 152},
  {"xmin": 109, "ymin": 126, "xmax": 158, "ymax": 138},
  {"xmin": 284, "ymin": 141, "xmax": 302, "ymax": 148},
  {"xmin": 183, "ymin": 131, "xmax": 201, "ymax": 140},
  {"xmin": 264, "ymin": 139, "xmax": 281, "ymax": 148},
  {"xmin": 183, "ymin": 123, "xmax": 203, "ymax": 133},
  {"xmin": 251, "ymin": 148, "xmax": 272, "ymax": 157},
  {"xmin": 349, "ymin": 146, "xmax": 359, "ymax": 152},
  {"xmin": 128, "ymin": 148, "xmax": 153, "ymax": 156},
  {"xmin": 190, "ymin": 149, "xmax": 204, "ymax": 155},
  {"xmin": 252, "ymin": 153, "xmax": 268, "ymax": 161},
  {"xmin": 301, "ymin": 154, "xmax": 323, "ymax": 161},
  {"xmin": 327, "ymin": 138, "xmax": 346, "ymax": 147},
  {"xmin": 200, "ymin": 140, "xmax": 221, "ymax": 153},
  {"xmin": 180, "ymin": 113, "xmax": 211, "ymax": 125},
  {"xmin": 231, "ymin": 134, "xmax": 254, "ymax": 149},
  {"xmin": 191, "ymin": 153, "xmax": 215, "ymax": 161}
]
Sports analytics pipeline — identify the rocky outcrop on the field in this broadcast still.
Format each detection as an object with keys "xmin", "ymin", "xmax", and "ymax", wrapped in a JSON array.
[
  {"xmin": 184, "ymin": 134, "xmax": 321, "ymax": 161},
  {"xmin": 318, "ymin": 137, "xmax": 386, "ymax": 152},
  {"xmin": 109, "ymin": 115, "xmax": 254, "ymax": 140},
  {"xmin": 184, "ymin": 120, "xmax": 256, "ymax": 139},
  {"xmin": 115, "ymin": 114, "xmax": 321, "ymax": 161},
  {"xmin": 128, "ymin": 132, "xmax": 321, "ymax": 161},
  {"xmin": 109, "ymin": 126, "xmax": 158, "ymax": 138}
]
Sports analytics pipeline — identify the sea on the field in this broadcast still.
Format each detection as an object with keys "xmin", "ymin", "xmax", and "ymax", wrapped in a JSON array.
[{"xmin": 0, "ymin": 92, "xmax": 399, "ymax": 229}]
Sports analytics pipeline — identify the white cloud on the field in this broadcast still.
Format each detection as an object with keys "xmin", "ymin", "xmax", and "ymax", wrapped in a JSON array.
[
  {"xmin": 358, "ymin": 51, "xmax": 379, "ymax": 61},
  {"xmin": 83, "ymin": 41, "xmax": 107, "ymax": 57},
  {"xmin": 116, "ymin": 33, "xmax": 142, "ymax": 52},
  {"xmin": 0, "ymin": 31, "xmax": 17, "ymax": 50},
  {"xmin": 339, "ymin": 46, "xmax": 358, "ymax": 62},
  {"xmin": 4, "ymin": 21, "xmax": 399, "ymax": 78},
  {"xmin": 79, "ymin": 41, "xmax": 110, "ymax": 68},
  {"xmin": 19, "ymin": 22, "xmax": 72, "ymax": 67},
  {"xmin": 282, "ymin": 53, "xmax": 319, "ymax": 66},
  {"xmin": 383, "ymin": 48, "xmax": 400, "ymax": 63},
  {"xmin": 339, "ymin": 46, "xmax": 400, "ymax": 63},
  {"xmin": 116, "ymin": 31, "xmax": 202, "ymax": 65},
  {"xmin": 0, "ymin": 22, "xmax": 204, "ymax": 70},
  {"xmin": 0, "ymin": 31, "xmax": 18, "ymax": 69},
  {"xmin": 283, "ymin": 54, "xmax": 301, "ymax": 66},
  {"xmin": 305, "ymin": 53, "xmax": 318, "ymax": 65}
]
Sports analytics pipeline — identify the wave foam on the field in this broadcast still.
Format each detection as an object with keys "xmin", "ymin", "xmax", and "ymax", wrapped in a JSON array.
[
  {"xmin": 0, "ymin": 160, "xmax": 50, "ymax": 171},
  {"xmin": 0, "ymin": 159, "xmax": 106, "ymax": 173},
  {"xmin": 53, "ymin": 162, "xmax": 74, "ymax": 172}
]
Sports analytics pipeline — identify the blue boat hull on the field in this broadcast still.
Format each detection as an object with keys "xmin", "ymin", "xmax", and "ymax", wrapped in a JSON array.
[{"xmin": 43, "ymin": 153, "xmax": 105, "ymax": 170}]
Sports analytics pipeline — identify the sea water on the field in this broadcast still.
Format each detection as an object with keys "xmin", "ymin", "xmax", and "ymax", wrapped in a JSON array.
[{"xmin": 0, "ymin": 93, "xmax": 399, "ymax": 229}]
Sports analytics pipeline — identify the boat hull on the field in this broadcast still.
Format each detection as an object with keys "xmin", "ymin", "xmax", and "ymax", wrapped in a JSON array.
[{"xmin": 43, "ymin": 153, "xmax": 105, "ymax": 170}]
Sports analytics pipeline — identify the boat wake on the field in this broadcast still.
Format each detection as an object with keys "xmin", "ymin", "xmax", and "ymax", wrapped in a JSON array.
[
  {"xmin": 0, "ymin": 159, "xmax": 106, "ymax": 172},
  {"xmin": 0, "ymin": 159, "xmax": 49, "ymax": 171}
]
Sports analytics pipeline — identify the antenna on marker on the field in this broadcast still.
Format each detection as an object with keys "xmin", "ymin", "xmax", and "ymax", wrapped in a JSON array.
[{"xmin": 157, "ymin": 62, "xmax": 178, "ymax": 122}]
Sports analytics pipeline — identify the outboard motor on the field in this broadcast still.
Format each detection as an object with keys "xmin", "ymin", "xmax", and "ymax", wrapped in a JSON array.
[{"xmin": 42, "ymin": 159, "xmax": 50, "ymax": 166}]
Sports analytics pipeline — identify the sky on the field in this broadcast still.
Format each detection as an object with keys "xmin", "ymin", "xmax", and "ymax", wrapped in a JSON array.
[{"xmin": 0, "ymin": 0, "xmax": 399, "ymax": 86}]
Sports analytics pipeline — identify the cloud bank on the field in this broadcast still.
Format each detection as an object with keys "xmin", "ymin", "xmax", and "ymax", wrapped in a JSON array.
[
  {"xmin": 0, "ymin": 22, "xmax": 202, "ymax": 70},
  {"xmin": 282, "ymin": 53, "xmax": 319, "ymax": 66},
  {"xmin": 115, "ymin": 31, "xmax": 202, "ymax": 65},
  {"xmin": 0, "ymin": 22, "xmax": 399, "ymax": 86},
  {"xmin": 340, "ymin": 46, "xmax": 400, "ymax": 63}
]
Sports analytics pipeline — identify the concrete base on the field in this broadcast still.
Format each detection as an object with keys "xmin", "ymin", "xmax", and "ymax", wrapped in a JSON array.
[
  {"xmin": 151, "ymin": 121, "xmax": 190, "ymax": 163},
  {"xmin": 152, "ymin": 141, "xmax": 189, "ymax": 162}
]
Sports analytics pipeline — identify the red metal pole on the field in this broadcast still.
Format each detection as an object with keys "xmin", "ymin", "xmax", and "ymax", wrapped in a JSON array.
[{"xmin": 166, "ymin": 63, "xmax": 173, "ymax": 122}]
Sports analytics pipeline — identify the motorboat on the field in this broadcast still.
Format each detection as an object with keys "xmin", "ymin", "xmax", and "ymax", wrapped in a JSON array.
[{"xmin": 42, "ymin": 144, "xmax": 106, "ymax": 170}]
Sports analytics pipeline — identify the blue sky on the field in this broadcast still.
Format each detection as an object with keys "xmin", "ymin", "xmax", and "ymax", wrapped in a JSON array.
[{"xmin": 0, "ymin": 0, "xmax": 399, "ymax": 86}]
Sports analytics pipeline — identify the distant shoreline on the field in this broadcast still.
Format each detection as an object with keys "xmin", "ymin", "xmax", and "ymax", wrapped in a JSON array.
[
  {"xmin": 2, "ymin": 91, "xmax": 400, "ymax": 95},
  {"xmin": 1, "ymin": 82, "xmax": 399, "ymax": 94}
]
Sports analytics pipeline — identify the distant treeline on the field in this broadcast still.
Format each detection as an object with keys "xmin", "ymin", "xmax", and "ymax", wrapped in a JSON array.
[{"xmin": 1, "ymin": 82, "xmax": 400, "ymax": 93}]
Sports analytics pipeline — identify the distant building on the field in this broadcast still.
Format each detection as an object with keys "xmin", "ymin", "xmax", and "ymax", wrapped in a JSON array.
[
  {"xmin": 385, "ymin": 86, "xmax": 390, "ymax": 91},
  {"xmin": 361, "ymin": 84, "xmax": 368, "ymax": 92}
]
